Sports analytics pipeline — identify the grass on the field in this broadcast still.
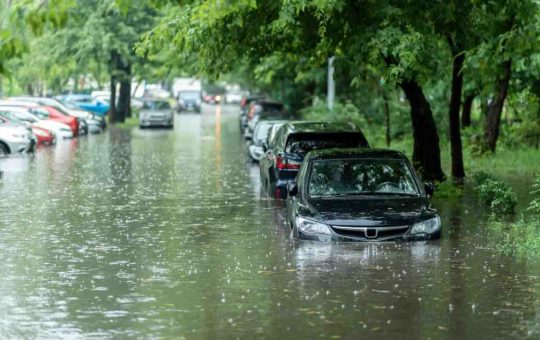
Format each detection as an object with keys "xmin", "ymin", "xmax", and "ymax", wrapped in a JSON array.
[
  {"xmin": 488, "ymin": 216, "xmax": 540, "ymax": 257},
  {"xmin": 114, "ymin": 116, "xmax": 139, "ymax": 129}
]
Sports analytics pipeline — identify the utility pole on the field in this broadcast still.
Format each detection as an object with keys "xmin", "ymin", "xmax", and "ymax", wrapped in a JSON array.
[{"xmin": 327, "ymin": 57, "xmax": 335, "ymax": 111}]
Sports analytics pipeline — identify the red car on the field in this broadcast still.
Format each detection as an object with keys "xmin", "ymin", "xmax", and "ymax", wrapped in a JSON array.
[
  {"xmin": 37, "ymin": 106, "xmax": 79, "ymax": 136},
  {"xmin": 32, "ymin": 126, "xmax": 56, "ymax": 146}
]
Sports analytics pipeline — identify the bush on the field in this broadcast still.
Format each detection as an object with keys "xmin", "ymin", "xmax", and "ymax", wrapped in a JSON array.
[
  {"xmin": 300, "ymin": 99, "xmax": 382, "ymax": 143},
  {"xmin": 487, "ymin": 216, "xmax": 540, "ymax": 257},
  {"xmin": 473, "ymin": 171, "xmax": 517, "ymax": 214},
  {"xmin": 473, "ymin": 170, "xmax": 495, "ymax": 186}
]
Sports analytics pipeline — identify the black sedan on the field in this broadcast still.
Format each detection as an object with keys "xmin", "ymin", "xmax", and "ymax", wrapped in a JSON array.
[
  {"xmin": 285, "ymin": 148, "xmax": 440, "ymax": 242},
  {"xmin": 260, "ymin": 121, "xmax": 369, "ymax": 199}
]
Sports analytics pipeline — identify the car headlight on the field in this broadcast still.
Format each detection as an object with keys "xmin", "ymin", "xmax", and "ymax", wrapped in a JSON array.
[
  {"xmin": 410, "ymin": 216, "xmax": 441, "ymax": 234},
  {"xmin": 296, "ymin": 217, "xmax": 331, "ymax": 235}
]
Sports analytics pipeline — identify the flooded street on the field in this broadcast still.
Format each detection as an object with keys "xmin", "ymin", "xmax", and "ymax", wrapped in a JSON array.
[{"xmin": 1, "ymin": 105, "xmax": 539, "ymax": 339}]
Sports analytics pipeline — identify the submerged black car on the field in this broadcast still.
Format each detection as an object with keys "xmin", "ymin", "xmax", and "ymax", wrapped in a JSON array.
[
  {"xmin": 286, "ymin": 148, "xmax": 440, "ymax": 242},
  {"xmin": 260, "ymin": 121, "xmax": 369, "ymax": 199}
]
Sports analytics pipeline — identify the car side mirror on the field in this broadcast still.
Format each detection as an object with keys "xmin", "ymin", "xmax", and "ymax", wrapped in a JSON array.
[
  {"xmin": 424, "ymin": 182, "xmax": 434, "ymax": 196},
  {"xmin": 288, "ymin": 182, "xmax": 298, "ymax": 197}
]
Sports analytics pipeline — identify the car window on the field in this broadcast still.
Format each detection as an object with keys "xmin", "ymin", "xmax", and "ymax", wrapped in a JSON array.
[
  {"xmin": 15, "ymin": 111, "xmax": 38, "ymax": 123},
  {"xmin": 31, "ymin": 108, "xmax": 50, "ymax": 119},
  {"xmin": 308, "ymin": 159, "xmax": 419, "ymax": 197},
  {"xmin": 75, "ymin": 97, "xmax": 92, "ymax": 103},
  {"xmin": 179, "ymin": 91, "xmax": 200, "ymax": 100},
  {"xmin": 143, "ymin": 101, "xmax": 171, "ymax": 110},
  {"xmin": 286, "ymin": 133, "xmax": 367, "ymax": 156}
]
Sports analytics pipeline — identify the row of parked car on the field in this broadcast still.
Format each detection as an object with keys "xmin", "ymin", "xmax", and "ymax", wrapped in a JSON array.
[
  {"xmin": 0, "ymin": 95, "xmax": 107, "ymax": 156},
  {"xmin": 238, "ymin": 96, "xmax": 441, "ymax": 242}
]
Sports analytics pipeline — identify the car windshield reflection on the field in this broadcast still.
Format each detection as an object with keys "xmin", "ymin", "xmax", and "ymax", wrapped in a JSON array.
[{"xmin": 308, "ymin": 158, "xmax": 420, "ymax": 197}]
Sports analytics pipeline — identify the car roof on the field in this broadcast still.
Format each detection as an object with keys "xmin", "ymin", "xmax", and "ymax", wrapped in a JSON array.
[
  {"xmin": 255, "ymin": 120, "xmax": 288, "ymax": 126},
  {"xmin": 281, "ymin": 121, "xmax": 358, "ymax": 134},
  {"xmin": 306, "ymin": 148, "xmax": 407, "ymax": 161},
  {"xmin": 251, "ymin": 100, "xmax": 284, "ymax": 107}
]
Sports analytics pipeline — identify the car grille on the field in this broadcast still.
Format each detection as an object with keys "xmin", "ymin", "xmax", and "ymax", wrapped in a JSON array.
[{"xmin": 330, "ymin": 225, "xmax": 410, "ymax": 240}]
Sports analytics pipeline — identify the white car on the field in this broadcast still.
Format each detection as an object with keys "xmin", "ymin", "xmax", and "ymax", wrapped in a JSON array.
[
  {"xmin": 0, "ymin": 106, "xmax": 73, "ymax": 139},
  {"xmin": 0, "ymin": 116, "xmax": 34, "ymax": 156},
  {"xmin": 225, "ymin": 91, "xmax": 246, "ymax": 104}
]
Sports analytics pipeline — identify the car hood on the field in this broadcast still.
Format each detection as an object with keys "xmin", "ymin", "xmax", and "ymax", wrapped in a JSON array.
[
  {"xmin": 35, "ymin": 120, "xmax": 71, "ymax": 131},
  {"xmin": 308, "ymin": 197, "xmax": 430, "ymax": 227},
  {"xmin": 0, "ymin": 125, "xmax": 29, "ymax": 135},
  {"xmin": 65, "ymin": 109, "xmax": 91, "ymax": 119},
  {"xmin": 141, "ymin": 110, "xmax": 172, "ymax": 115}
]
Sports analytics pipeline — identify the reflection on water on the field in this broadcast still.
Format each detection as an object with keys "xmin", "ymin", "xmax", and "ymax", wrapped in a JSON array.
[{"xmin": 0, "ymin": 105, "xmax": 539, "ymax": 338}]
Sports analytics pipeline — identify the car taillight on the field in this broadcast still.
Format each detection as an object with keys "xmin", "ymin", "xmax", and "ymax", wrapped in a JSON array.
[
  {"xmin": 276, "ymin": 156, "xmax": 301, "ymax": 170},
  {"xmin": 247, "ymin": 106, "xmax": 255, "ymax": 119}
]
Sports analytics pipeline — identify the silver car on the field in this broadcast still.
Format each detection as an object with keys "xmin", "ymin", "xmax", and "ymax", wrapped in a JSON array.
[
  {"xmin": 247, "ymin": 120, "xmax": 287, "ymax": 161},
  {"xmin": 139, "ymin": 100, "xmax": 174, "ymax": 129},
  {"xmin": 0, "ymin": 116, "xmax": 34, "ymax": 156}
]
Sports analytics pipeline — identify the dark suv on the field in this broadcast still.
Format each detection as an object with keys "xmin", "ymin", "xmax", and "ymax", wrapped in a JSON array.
[{"xmin": 259, "ymin": 121, "xmax": 369, "ymax": 199}]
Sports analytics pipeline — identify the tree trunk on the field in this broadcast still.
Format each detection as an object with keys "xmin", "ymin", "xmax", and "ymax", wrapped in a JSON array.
[
  {"xmin": 484, "ymin": 59, "xmax": 512, "ymax": 152},
  {"xmin": 461, "ymin": 93, "xmax": 475, "ymax": 128},
  {"xmin": 383, "ymin": 92, "xmax": 391, "ymax": 146},
  {"xmin": 108, "ymin": 50, "xmax": 119, "ymax": 124},
  {"xmin": 109, "ymin": 74, "xmax": 117, "ymax": 124},
  {"xmin": 448, "ymin": 52, "xmax": 466, "ymax": 181},
  {"xmin": 400, "ymin": 80, "xmax": 445, "ymax": 181},
  {"xmin": 117, "ymin": 79, "xmax": 130, "ymax": 122},
  {"xmin": 117, "ymin": 62, "xmax": 131, "ymax": 122}
]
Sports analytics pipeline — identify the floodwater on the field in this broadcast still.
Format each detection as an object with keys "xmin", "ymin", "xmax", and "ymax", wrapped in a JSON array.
[{"xmin": 0, "ymin": 105, "xmax": 539, "ymax": 339}]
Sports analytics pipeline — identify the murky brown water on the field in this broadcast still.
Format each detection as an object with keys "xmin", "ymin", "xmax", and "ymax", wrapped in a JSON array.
[{"xmin": 0, "ymin": 105, "xmax": 539, "ymax": 339}]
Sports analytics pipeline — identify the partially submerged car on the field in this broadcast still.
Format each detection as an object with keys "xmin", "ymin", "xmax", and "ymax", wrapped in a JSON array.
[
  {"xmin": 247, "ymin": 120, "xmax": 287, "ymax": 162},
  {"xmin": 260, "ymin": 121, "xmax": 369, "ymax": 198},
  {"xmin": 139, "ymin": 100, "xmax": 174, "ymax": 129},
  {"xmin": 286, "ymin": 148, "xmax": 440, "ymax": 242},
  {"xmin": 0, "ymin": 116, "xmax": 35, "ymax": 156},
  {"xmin": 239, "ymin": 95, "xmax": 265, "ymax": 133},
  {"xmin": 245, "ymin": 100, "xmax": 291, "ymax": 137}
]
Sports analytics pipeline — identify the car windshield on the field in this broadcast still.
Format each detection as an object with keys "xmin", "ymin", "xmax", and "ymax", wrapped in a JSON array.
[
  {"xmin": 286, "ymin": 133, "xmax": 368, "ymax": 156},
  {"xmin": 31, "ymin": 108, "xmax": 50, "ymax": 119},
  {"xmin": 143, "ymin": 101, "xmax": 171, "ymax": 110},
  {"xmin": 308, "ymin": 158, "xmax": 419, "ymax": 197},
  {"xmin": 179, "ymin": 91, "xmax": 200, "ymax": 100},
  {"xmin": 0, "ymin": 110, "xmax": 38, "ymax": 123},
  {"xmin": 61, "ymin": 100, "xmax": 80, "ymax": 109}
]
